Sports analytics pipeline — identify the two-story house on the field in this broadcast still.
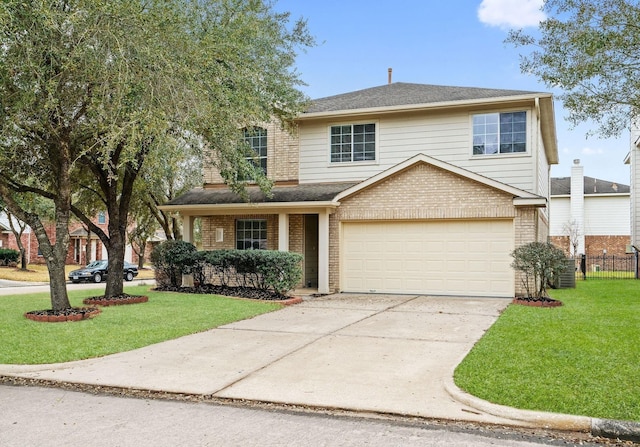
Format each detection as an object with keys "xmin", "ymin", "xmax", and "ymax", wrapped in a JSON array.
[
  {"xmin": 161, "ymin": 82, "xmax": 558, "ymax": 298},
  {"xmin": 550, "ymin": 160, "xmax": 630, "ymax": 257}
]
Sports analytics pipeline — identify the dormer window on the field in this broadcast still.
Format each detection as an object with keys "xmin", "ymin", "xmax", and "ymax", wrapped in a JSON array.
[
  {"xmin": 330, "ymin": 123, "xmax": 376, "ymax": 163},
  {"xmin": 473, "ymin": 111, "xmax": 527, "ymax": 155}
]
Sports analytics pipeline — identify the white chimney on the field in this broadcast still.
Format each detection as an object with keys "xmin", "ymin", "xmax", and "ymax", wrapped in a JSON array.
[{"xmin": 571, "ymin": 159, "xmax": 585, "ymax": 255}]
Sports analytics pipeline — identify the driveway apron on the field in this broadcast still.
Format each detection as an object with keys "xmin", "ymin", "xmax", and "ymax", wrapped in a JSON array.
[{"xmin": 0, "ymin": 293, "xmax": 515, "ymax": 425}]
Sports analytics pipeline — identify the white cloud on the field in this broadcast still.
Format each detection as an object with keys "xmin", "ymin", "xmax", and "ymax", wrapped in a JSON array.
[
  {"xmin": 478, "ymin": 0, "xmax": 545, "ymax": 29},
  {"xmin": 581, "ymin": 146, "xmax": 605, "ymax": 156}
]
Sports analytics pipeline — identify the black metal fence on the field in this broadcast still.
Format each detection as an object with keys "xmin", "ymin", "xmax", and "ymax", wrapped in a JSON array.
[{"xmin": 575, "ymin": 253, "xmax": 639, "ymax": 280}]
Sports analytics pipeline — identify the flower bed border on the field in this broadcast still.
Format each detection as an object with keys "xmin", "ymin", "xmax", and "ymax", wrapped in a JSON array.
[
  {"xmin": 25, "ymin": 307, "xmax": 101, "ymax": 323},
  {"xmin": 83, "ymin": 295, "xmax": 148, "ymax": 306},
  {"xmin": 512, "ymin": 297, "xmax": 563, "ymax": 308}
]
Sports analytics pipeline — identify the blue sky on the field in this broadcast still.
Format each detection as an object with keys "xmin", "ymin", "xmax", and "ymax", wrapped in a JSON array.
[{"xmin": 274, "ymin": 0, "xmax": 630, "ymax": 185}]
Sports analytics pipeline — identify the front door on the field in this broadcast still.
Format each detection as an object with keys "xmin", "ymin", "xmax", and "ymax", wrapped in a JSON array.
[{"xmin": 304, "ymin": 214, "xmax": 319, "ymax": 288}]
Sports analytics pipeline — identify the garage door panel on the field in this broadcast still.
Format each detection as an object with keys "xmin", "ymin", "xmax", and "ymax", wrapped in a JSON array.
[{"xmin": 342, "ymin": 220, "xmax": 514, "ymax": 297}]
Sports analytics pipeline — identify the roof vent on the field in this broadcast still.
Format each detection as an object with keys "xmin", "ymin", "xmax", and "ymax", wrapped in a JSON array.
[{"xmin": 388, "ymin": 67, "xmax": 392, "ymax": 84}]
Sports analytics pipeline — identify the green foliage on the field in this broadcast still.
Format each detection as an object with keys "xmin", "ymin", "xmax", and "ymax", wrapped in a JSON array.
[
  {"xmin": 455, "ymin": 280, "xmax": 640, "ymax": 422},
  {"xmin": 507, "ymin": 0, "xmax": 640, "ymax": 137},
  {"xmin": 159, "ymin": 245, "xmax": 303, "ymax": 295},
  {"xmin": 150, "ymin": 240, "xmax": 198, "ymax": 287},
  {"xmin": 511, "ymin": 242, "xmax": 568, "ymax": 299},
  {"xmin": 0, "ymin": 285, "xmax": 281, "ymax": 364},
  {"xmin": 0, "ymin": 248, "xmax": 19, "ymax": 265},
  {"xmin": 0, "ymin": 0, "xmax": 314, "ymax": 302}
]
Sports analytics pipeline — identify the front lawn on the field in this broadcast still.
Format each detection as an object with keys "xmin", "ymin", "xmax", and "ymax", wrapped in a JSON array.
[
  {"xmin": 0, "ymin": 285, "xmax": 282, "ymax": 364},
  {"xmin": 455, "ymin": 280, "xmax": 640, "ymax": 422}
]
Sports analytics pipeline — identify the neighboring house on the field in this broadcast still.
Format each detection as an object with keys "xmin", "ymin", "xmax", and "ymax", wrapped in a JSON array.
[
  {"xmin": 161, "ymin": 82, "xmax": 558, "ymax": 298},
  {"xmin": 550, "ymin": 160, "xmax": 630, "ymax": 257},
  {"xmin": 0, "ymin": 212, "xmax": 148, "ymax": 266},
  {"xmin": 626, "ymin": 122, "xmax": 640, "ymax": 251}
]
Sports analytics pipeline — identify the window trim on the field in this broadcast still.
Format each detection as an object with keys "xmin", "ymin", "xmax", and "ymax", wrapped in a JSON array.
[
  {"xmin": 327, "ymin": 121, "xmax": 379, "ymax": 165},
  {"xmin": 235, "ymin": 219, "xmax": 267, "ymax": 250},
  {"xmin": 240, "ymin": 126, "xmax": 268, "ymax": 181},
  {"xmin": 470, "ymin": 110, "xmax": 530, "ymax": 158}
]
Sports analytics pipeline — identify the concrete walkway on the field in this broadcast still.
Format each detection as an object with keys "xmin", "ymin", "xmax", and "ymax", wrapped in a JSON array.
[{"xmin": 4, "ymin": 292, "xmax": 634, "ymax": 440}]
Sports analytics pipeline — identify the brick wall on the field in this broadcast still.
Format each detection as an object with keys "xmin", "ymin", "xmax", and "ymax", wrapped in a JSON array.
[
  {"xmin": 551, "ymin": 235, "xmax": 630, "ymax": 257},
  {"xmin": 201, "ymin": 215, "xmax": 279, "ymax": 251},
  {"xmin": 203, "ymin": 121, "xmax": 299, "ymax": 185}
]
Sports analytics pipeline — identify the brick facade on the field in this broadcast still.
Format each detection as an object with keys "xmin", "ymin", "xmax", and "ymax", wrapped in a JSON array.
[
  {"xmin": 203, "ymin": 121, "xmax": 299, "ymax": 186},
  {"xmin": 551, "ymin": 235, "xmax": 631, "ymax": 257}
]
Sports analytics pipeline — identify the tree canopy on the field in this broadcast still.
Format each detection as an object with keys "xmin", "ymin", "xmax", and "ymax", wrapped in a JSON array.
[
  {"xmin": 508, "ymin": 0, "xmax": 640, "ymax": 137},
  {"xmin": 0, "ymin": 0, "xmax": 313, "ymax": 309}
]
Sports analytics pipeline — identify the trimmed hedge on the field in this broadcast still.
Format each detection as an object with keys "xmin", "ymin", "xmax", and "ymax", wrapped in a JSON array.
[
  {"xmin": 0, "ymin": 248, "xmax": 19, "ymax": 265},
  {"xmin": 151, "ymin": 242, "xmax": 303, "ymax": 295}
]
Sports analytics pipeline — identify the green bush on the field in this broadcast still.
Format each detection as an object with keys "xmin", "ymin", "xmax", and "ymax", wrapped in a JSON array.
[
  {"xmin": 159, "ymin": 246, "xmax": 303, "ymax": 295},
  {"xmin": 511, "ymin": 242, "xmax": 568, "ymax": 299},
  {"xmin": 150, "ymin": 240, "xmax": 198, "ymax": 287},
  {"xmin": 0, "ymin": 248, "xmax": 19, "ymax": 265}
]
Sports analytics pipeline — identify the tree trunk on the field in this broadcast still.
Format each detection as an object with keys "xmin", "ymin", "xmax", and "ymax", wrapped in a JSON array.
[
  {"xmin": 47, "ymin": 255, "xmax": 71, "ymax": 310},
  {"xmin": 136, "ymin": 240, "xmax": 146, "ymax": 269},
  {"xmin": 104, "ymin": 223, "xmax": 126, "ymax": 298}
]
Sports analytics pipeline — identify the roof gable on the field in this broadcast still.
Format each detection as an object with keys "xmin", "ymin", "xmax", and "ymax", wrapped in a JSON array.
[{"xmin": 335, "ymin": 153, "xmax": 545, "ymax": 205}]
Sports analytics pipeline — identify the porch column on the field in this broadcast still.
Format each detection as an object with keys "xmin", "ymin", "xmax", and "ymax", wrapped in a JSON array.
[
  {"xmin": 318, "ymin": 209, "xmax": 330, "ymax": 294},
  {"xmin": 182, "ymin": 215, "xmax": 194, "ymax": 243},
  {"xmin": 278, "ymin": 213, "xmax": 289, "ymax": 251},
  {"xmin": 181, "ymin": 215, "xmax": 194, "ymax": 287}
]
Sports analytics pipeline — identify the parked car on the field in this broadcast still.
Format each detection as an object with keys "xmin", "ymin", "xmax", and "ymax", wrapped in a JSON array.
[{"xmin": 68, "ymin": 260, "xmax": 139, "ymax": 283}]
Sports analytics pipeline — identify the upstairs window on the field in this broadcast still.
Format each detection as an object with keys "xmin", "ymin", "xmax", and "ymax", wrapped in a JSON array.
[
  {"xmin": 243, "ymin": 127, "xmax": 267, "ymax": 175},
  {"xmin": 97, "ymin": 211, "xmax": 106, "ymax": 224},
  {"xmin": 330, "ymin": 123, "xmax": 376, "ymax": 163},
  {"xmin": 236, "ymin": 219, "xmax": 267, "ymax": 250},
  {"xmin": 473, "ymin": 111, "xmax": 527, "ymax": 155}
]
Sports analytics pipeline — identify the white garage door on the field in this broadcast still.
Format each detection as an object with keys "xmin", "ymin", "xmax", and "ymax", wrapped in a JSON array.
[{"xmin": 342, "ymin": 220, "xmax": 514, "ymax": 297}]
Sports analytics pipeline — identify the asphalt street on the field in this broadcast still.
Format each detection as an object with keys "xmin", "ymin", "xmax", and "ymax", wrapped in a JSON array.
[{"xmin": 0, "ymin": 385, "xmax": 606, "ymax": 447}]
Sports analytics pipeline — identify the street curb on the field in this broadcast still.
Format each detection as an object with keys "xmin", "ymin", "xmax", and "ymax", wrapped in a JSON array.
[{"xmin": 444, "ymin": 377, "xmax": 640, "ymax": 442}]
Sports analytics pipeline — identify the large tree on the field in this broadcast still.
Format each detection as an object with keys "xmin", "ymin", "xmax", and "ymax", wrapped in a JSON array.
[
  {"xmin": 0, "ymin": 0, "xmax": 313, "ymax": 307},
  {"xmin": 508, "ymin": 0, "xmax": 640, "ymax": 137}
]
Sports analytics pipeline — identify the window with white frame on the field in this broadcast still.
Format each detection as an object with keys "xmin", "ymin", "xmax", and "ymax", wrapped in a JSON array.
[
  {"xmin": 472, "ymin": 111, "xmax": 527, "ymax": 155},
  {"xmin": 330, "ymin": 123, "xmax": 376, "ymax": 163},
  {"xmin": 243, "ymin": 127, "xmax": 267, "ymax": 175},
  {"xmin": 236, "ymin": 219, "xmax": 267, "ymax": 250},
  {"xmin": 98, "ymin": 211, "xmax": 106, "ymax": 224}
]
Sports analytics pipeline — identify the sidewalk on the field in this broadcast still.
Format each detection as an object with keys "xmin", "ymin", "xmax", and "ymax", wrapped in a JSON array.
[{"xmin": 1, "ymin": 292, "xmax": 638, "ymax": 441}]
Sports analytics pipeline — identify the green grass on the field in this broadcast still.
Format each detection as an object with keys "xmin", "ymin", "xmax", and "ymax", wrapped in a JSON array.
[
  {"xmin": 454, "ymin": 280, "xmax": 640, "ymax": 422},
  {"xmin": 0, "ymin": 285, "xmax": 282, "ymax": 365}
]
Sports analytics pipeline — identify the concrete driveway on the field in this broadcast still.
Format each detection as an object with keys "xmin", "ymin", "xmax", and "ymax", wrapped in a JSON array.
[{"xmin": 0, "ymin": 293, "xmax": 517, "ymax": 425}]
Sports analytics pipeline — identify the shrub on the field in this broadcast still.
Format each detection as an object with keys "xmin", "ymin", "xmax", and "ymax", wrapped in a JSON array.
[
  {"xmin": 150, "ymin": 240, "xmax": 198, "ymax": 287},
  {"xmin": 511, "ymin": 242, "xmax": 568, "ymax": 299},
  {"xmin": 0, "ymin": 248, "xmax": 19, "ymax": 266},
  {"xmin": 161, "ymin": 248, "xmax": 303, "ymax": 295},
  {"xmin": 199, "ymin": 249, "xmax": 303, "ymax": 295}
]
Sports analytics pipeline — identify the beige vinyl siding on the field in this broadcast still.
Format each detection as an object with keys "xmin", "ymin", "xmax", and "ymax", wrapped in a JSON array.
[
  {"xmin": 550, "ymin": 195, "xmax": 630, "ymax": 236},
  {"xmin": 299, "ymin": 108, "xmax": 538, "ymax": 194},
  {"xmin": 549, "ymin": 196, "xmax": 571, "ymax": 236},
  {"xmin": 584, "ymin": 195, "xmax": 630, "ymax": 235}
]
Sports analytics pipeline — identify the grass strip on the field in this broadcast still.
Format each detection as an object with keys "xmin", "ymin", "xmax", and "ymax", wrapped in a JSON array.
[
  {"xmin": 0, "ymin": 285, "xmax": 282, "ymax": 365},
  {"xmin": 454, "ymin": 280, "xmax": 640, "ymax": 422}
]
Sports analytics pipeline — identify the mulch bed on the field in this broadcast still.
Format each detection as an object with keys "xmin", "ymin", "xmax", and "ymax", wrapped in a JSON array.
[
  {"xmin": 512, "ymin": 296, "xmax": 563, "ymax": 307},
  {"xmin": 24, "ymin": 307, "xmax": 101, "ymax": 323},
  {"xmin": 155, "ymin": 284, "xmax": 291, "ymax": 301},
  {"xmin": 83, "ymin": 294, "xmax": 148, "ymax": 306}
]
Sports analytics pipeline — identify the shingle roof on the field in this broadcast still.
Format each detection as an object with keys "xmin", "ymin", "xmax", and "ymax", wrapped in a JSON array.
[
  {"xmin": 166, "ymin": 182, "xmax": 358, "ymax": 206},
  {"xmin": 551, "ymin": 176, "xmax": 630, "ymax": 195},
  {"xmin": 305, "ymin": 82, "xmax": 543, "ymax": 114}
]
